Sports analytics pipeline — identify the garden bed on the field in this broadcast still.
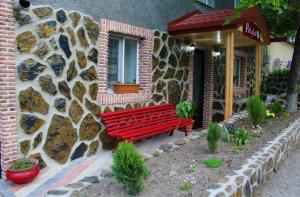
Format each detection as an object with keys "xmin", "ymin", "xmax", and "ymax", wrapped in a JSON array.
[{"xmin": 71, "ymin": 111, "xmax": 300, "ymax": 197}]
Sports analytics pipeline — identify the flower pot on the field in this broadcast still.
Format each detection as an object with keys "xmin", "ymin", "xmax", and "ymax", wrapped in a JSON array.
[
  {"xmin": 113, "ymin": 84, "xmax": 140, "ymax": 94},
  {"xmin": 6, "ymin": 159, "xmax": 40, "ymax": 184},
  {"xmin": 185, "ymin": 120, "xmax": 195, "ymax": 132}
]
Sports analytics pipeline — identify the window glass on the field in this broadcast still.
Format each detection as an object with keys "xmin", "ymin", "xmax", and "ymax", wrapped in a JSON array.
[
  {"xmin": 108, "ymin": 37, "xmax": 120, "ymax": 88},
  {"xmin": 124, "ymin": 39, "xmax": 137, "ymax": 83},
  {"xmin": 234, "ymin": 57, "xmax": 241, "ymax": 87}
]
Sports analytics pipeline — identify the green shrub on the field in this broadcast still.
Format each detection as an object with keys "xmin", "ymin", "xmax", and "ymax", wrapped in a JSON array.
[
  {"xmin": 232, "ymin": 128, "xmax": 249, "ymax": 146},
  {"xmin": 111, "ymin": 141, "xmax": 149, "ymax": 195},
  {"xmin": 246, "ymin": 96, "xmax": 266, "ymax": 126},
  {"xmin": 270, "ymin": 101, "xmax": 283, "ymax": 116},
  {"xmin": 180, "ymin": 182, "xmax": 192, "ymax": 191},
  {"xmin": 207, "ymin": 122, "xmax": 221, "ymax": 154},
  {"xmin": 176, "ymin": 101, "xmax": 199, "ymax": 118},
  {"xmin": 269, "ymin": 68, "xmax": 290, "ymax": 78},
  {"xmin": 203, "ymin": 159, "xmax": 223, "ymax": 168}
]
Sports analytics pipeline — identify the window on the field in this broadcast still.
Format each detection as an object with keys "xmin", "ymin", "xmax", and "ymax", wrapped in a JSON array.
[
  {"xmin": 234, "ymin": 0, "xmax": 241, "ymax": 7},
  {"xmin": 199, "ymin": 0, "xmax": 215, "ymax": 7},
  {"xmin": 234, "ymin": 57, "xmax": 242, "ymax": 87},
  {"xmin": 108, "ymin": 36, "xmax": 138, "ymax": 89}
]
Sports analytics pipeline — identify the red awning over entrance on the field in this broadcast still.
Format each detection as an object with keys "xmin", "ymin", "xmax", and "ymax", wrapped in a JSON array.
[{"xmin": 168, "ymin": 6, "xmax": 270, "ymax": 45}]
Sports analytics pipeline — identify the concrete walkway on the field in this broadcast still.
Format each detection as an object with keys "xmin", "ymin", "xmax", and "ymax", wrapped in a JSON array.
[
  {"xmin": 257, "ymin": 147, "xmax": 300, "ymax": 197},
  {"xmin": 0, "ymin": 130, "xmax": 196, "ymax": 197}
]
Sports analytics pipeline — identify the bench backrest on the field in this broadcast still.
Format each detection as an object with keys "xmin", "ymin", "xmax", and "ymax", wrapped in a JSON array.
[{"xmin": 99, "ymin": 104, "xmax": 177, "ymax": 134}]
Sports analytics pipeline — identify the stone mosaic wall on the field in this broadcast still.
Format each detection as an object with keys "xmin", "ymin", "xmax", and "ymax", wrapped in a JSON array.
[
  {"xmin": 263, "ymin": 76, "xmax": 288, "ymax": 95},
  {"xmin": 151, "ymin": 30, "xmax": 190, "ymax": 105},
  {"xmin": 15, "ymin": 6, "xmax": 101, "ymax": 167}
]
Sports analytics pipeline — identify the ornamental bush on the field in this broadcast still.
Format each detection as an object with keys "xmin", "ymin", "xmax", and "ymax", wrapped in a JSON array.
[
  {"xmin": 111, "ymin": 141, "xmax": 149, "ymax": 195},
  {"xmin": 246, "ymin": 96, "xmax": 266, "ymax": 126},
  {"xmin": 270, "ymin": 101, "xmax": 283, "ymax": 116},
  {"xmin": 207, "ymin": 122, "xmax": 221, "ymax": 154}
]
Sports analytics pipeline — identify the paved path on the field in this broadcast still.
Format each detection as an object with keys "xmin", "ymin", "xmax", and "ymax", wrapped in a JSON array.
[{"xmin": 257, "ymin": 147, "xmax": 300, "ymax": 197}]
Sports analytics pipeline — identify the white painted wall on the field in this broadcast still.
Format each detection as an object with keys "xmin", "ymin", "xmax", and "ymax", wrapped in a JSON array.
[{"xmin": 267, "ymin": 42, "xmax": 294, "ymax": 72}]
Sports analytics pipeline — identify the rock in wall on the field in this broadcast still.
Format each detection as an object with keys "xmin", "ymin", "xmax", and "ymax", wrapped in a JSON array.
[
  {"xmin": 15, "ymin": 6, "xmax": 101, "ymax": 166},
  {"xmin": 151, "ymin": 30, "xmax": 190, "ymax": 105}
]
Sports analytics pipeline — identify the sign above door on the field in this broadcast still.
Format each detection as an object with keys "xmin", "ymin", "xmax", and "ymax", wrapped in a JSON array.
[{"xmin": 243, "ymin": 22, "xmax": 261, "ymax": 42}]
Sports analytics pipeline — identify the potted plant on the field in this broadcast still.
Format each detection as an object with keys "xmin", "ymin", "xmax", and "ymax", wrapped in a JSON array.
[
  {"xmin": 6, "ymin": 158, "xmax": 40, "ymax": 184},
  {"xmin": 176, "ymin": 101, "xmax": 199, "ymax": 132},
  {"xmin": 113, "ymin": 81, "xmax": 140, "ymax": 94}
]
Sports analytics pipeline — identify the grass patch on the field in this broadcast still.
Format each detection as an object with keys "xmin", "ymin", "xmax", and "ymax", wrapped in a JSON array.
[
  {"xmin": 186, "ymin": 166, "xmax": 196, "ymax": 173},
  {"xmin": 202, "ymin": 159, "xmax": 223, "ymax": 168},
  {"xmin": 179, "ymin": 182, "xmax": 192, "ymax": 191}
]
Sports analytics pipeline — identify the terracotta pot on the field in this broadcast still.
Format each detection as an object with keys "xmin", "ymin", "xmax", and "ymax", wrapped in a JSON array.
[
  {"xmin": 6, "ymin": 159, "xmax": 40, "ymax": 184},
  {"xmin": 185, "ymin": 119, "xmax": 195, "ymax": 132},
  {"xmin": 113, "ymin": 84, "xmax": 140, "ymax": 94}
]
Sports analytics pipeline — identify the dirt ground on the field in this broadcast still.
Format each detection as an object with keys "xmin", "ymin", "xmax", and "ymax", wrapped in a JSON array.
[{"xmin": 72, "ymin": 111, "xmax": 300, "ymax": 197}]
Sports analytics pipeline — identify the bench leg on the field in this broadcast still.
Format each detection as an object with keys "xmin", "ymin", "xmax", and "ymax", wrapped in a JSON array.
[
  {"xmin": 169, "ymin": 130, "xmax": 174, "ymax": 136},
  {"xmin": 183, "ymin": 127, "xmax": 188, "ymax": 136},
  {"xmin": 113, "ymin": 139, "xmax": 119, "ymax": 150}
]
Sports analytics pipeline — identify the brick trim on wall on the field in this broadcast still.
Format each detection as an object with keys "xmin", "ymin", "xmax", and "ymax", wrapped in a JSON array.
[
  {"xmin": 187, "ymin": 54, "xmax": 194, "ymax": 102},
  {"xmin": 203, "ymin": 50, "xmax": 214, "ymax": 128},
  {"xmin": 97, "ymin": 19, "xmax": 153, "ymax": 105},
  {"xmin": 0, "ymin": 0, "xmax": 18, "ymax": 178}
]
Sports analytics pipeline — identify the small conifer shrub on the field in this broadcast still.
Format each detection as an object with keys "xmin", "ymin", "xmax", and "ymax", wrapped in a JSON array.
[
  {"xmin": 111, "ymin": 141, "xmax": 149, "ymax": 195},
  {"xmin": 207, "ymin": 122, "xmax": 221, "ymax": 154},
  {"xmin": 246, "ymin": 96, "xmax": 266, "ymax": 126},
  {"xmin": 270, "ymin": 100, "xmax": 283, "ymax": 116}
]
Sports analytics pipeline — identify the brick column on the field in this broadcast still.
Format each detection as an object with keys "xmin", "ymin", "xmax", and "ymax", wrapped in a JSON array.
[
  {"xmin": 0, "ymin": 0, "xmax": 18, "ymax": 178},
  {"xmin": 203, "ymin": 50, "xmax": 214, "ymax": 128},
  {"xmin": 187, "ymin": 54, "xmax": 194, "ymax": 102}
]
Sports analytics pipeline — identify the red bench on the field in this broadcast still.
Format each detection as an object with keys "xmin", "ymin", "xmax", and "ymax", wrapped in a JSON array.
[{"xmin": 98, "ymin": 104, "xmax": 193, "ymax": 148}]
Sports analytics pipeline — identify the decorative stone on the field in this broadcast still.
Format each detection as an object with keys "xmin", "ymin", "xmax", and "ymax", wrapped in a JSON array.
[
  {"xmin": 33, "ymin": 132, "xmax": 43, "ymax": 149},
  {"xmin": 70, "ymin": 143, "xmax": 88, "ymax": 160},
  {"xmin": 179, "ymin": 52, "xmax": 189, "ymax": 67},
  {"xmin": 104, "ymin": 106, "xmax": 112, "ymax": 113},
  {"xmin": 114, "ymin": 107, "xmax": 124, "ymax": 112},
  {"xmin": 89, "ymin": 83, "xmax": 98, "ymax": 100},
  {"xmin": 66, "ymin": 183, "xmax": 84, "ymax": 189},
  {"xmin": 19, "ymin": 87, "xmax": 49, "ymax": 114},
  {"xmin": 72, "ymin": 81, "xmax": 86, "ymax": 102},
  {"xmin": 168, "ymin": 80, "xmax": 182, "ymax": 104},
  {"xmin": 39, "ymin": 75, "xmax": 57, "ymax": 95},
  {"xmin": 174, "ymin": 138, "xmax": 188, "ymax": 146},
  {"xmin": 76, "ymin": 50, "xmax": 87, "ymax": 69},
  {"xmin": 36, "ymin": 21, "xmax": 57, "ymax": 38},
  {"xmin": 159, "ymin": 45, "xmax": 169, "ymax": 59},
  {"xmin": 169, "ymin": 54, "xmax": 177, "ymax": 68},
  {"xmin": 20, "ymin": 114, "xmax": 45, "ymax": 134},
  {"xmin": 164, "ymin": 68, "xmax": 176, "ymax": 79},
  {"xmin": 87, "ymin": 141, "xmax": 99, "ymax": 156},
  {"xmin": 152, "ymin": 55, "xmax": 159, "ymax": 70},
  {"xmin": 99, "ymin": 130, "xmax": 114, "ymax": 149},
  {"xmin": 79, "ymin": 114, "xmax": 101, "ymax": 141},
  {"xmin": 59, "ymin": 34, "xmax": 72, "ymax": 58},
  {"xmin": 49, "ymin": 38, "xmax": 58, "ymax": 50},
  {"xmin": 14, "ymin": 11, "xmax": 32, "ymax": 26},
  {"xmin": 101, "ymin": 169, "xmax": 114, "ymax": 178},
  {"xmin": 168, "ymin": 37, "xmax": 174, "ymax": 49},
  {"xmin": 84, "ymin": 16, "xmax": 99, "ymax": 45},
  {"xmin": 29, "ymin": 153, "xmax": 47, "ymax": 169},
  {"xmin": 69, "ymin": 12, "xmax": 81, "ymax": 28},
  {"xmin": 54, "ymin": 98, "xmax": 66, "ymax": 112},
  {"xmin": 16, "ymin": 31, "xmax": 37, "ymax": 53},
  {"xmin": 153, "ymin": 38, "xmax": 161, "ymax": 54},
  {"xmin": 156, "ymin": 80, "xmax": 165, "ymax": 92},
  {"xmin": 161, "ymin": 33, "xmax": 168, "ymax": 41},
  {"xmin": 69, "ymin": 100, "xmax": 84, "ymax": 124},
  {"xmin": 17, "ymin": 58, "xmax": 46, "ymax": 81},
  {"xmin": 85, "ymin": 98, "xmax": 101, "ymax": 115},
  {"xmin": 183, "ymin": 68, "xmax": 189, "ymax": 81},
  {"xmin": 47, "ymin": 53, "xmax": 66, "ymax": 76},
  {"xmin": 152, "ymin": 94, "xmax": 163, "ymax": 102},
  {"xmin": 59, "ymin": 26, "xmax": 64, "ymax": 33},
  {"xmin": 47, "ymin": 190, "xmax": 68, "ymax": 195},
  {"xmin": 159, "ymin": 144, "xmax": 172, "ymax": 152},
  {"xmin": 154, "ymin": 31, "xmax": 160, "ymax": 37},
  {"xmin": 79, "ymin": 176, "xmax": 100, "ymax": 184},
  {"xmin": 67, "ymin": 60, "xmax": 78, "ymax": 82},
  {"xmin": 67, "ymin": 27, "xmax": 76, "ymax": 46},
  {"xmin": 88, "ymin": 48, "xmax": 98, "ymax": 64},
  {"xmin": 80, "ymin": 66, "xmax": 97, "ymax": 81},
  {"xmin": 126, "ymin": 104, "xmax": 132, "ymax": 109},
  {"xmin": 33, "ymin": 7, "xmax": 53, "ymax": 18},
  {"xmin": 34, "ymin": 41, "xmax": 50, "ymax": 59},
  {"xmin": 20, "ymin": 140, "xmax": 30, "ymax": 154},
  {"xmin": 152, "ymin": 69, "xmax": 164, "ymax": 82},
  {"xmin": 44, "ymin": 114, "xmax": 77, "ymax": 164},
  {"xmin": 175, "ymin": 70, "xmax": 184, "ymax": 80},
  {"xmin": 150, "ymin": 150, "xmax": 160, "ymax": 157},
  {"xmin": 134, "ymin": 103, "xmax": 142, "ymax": 108},
  {"xmin": 159, "ymin": 61, "xmax": 166, "ymax": 69},
  {"xmin": 77, "ymin": 27, "xmax": 89, "ymax": 48},
  {"xmin": 58, "ymin": 80, "xmax": 71, "ymax": 99},
  {"xmin": 56, "ymin": 9, "xmax": 67, "ymax": 23}
]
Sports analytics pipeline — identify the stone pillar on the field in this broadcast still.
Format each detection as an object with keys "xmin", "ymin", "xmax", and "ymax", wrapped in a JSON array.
[{"xmin": 0, "ymin": 0, "xmax": 18, "ymax": 178}]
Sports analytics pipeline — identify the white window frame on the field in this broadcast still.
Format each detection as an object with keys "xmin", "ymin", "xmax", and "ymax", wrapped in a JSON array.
[
  {"xmin": 199, "ymin": 0, "xmax": 215, "ymax": 8},
  {"xmin": 108, "ymin": 34, "xmax": 139, "ymax": 89},
  {"xmin": 234, "ymin": 0, "xmax": 240, "ymax": 7},
  {"xmin": 234, "ymin": 56, "xmax": 242, "ymax": 87}
]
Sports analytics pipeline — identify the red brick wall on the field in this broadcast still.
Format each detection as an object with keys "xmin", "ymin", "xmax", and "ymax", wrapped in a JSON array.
[
  {"xmin": 0, "ymin": 0, "xmax": 18, "ymax": 178},
  {"xmin": 187, "ymin": 54, "xmax": 194, "ymax": 102},
  {"xmin": 98, "ymin": 19, "xmax": 153, "ymax": 105}
]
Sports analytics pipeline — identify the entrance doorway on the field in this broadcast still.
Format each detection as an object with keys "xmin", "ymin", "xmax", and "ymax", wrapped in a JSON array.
[{"xmin": 193, "ymin": 49, "xmax": 205, "ymax": 128}]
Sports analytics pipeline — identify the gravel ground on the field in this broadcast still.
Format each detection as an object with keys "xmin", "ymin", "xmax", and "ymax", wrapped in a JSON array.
[
  {"xmin": 72, "ymin": 111, "xmax": 300, "ymax": 197},
  {"xmin": 256, "ymin": 146, "xmax": 300, "ymax": 197}
]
